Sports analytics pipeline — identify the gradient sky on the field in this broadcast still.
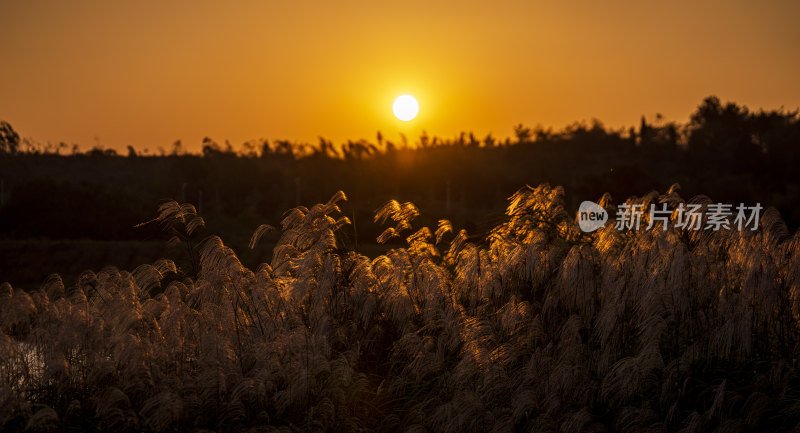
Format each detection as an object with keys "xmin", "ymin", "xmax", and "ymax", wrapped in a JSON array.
[{"xmin": 1, "ymin": 0, "xmax": 799, "ymax": 152}]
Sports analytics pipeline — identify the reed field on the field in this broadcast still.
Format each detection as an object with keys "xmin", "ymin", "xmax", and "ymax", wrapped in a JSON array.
[{"xmin": 2, "ymin": 184, "xmax": 799, "ymax": 432}]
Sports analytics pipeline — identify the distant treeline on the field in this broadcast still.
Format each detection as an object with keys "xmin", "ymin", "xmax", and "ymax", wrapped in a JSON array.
[{"xmin": 1, "ymin": 95, "xmax": 799, "ymax": 246}]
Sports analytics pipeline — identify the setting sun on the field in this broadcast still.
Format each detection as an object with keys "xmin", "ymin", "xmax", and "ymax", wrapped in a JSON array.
[{"xmin": 393, "ymin": 95, "xmax": 419, "ymax": 121}]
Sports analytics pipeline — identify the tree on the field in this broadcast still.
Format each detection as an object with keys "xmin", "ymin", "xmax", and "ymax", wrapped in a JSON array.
[
  {"xmin": 0, "ymin": 121, "xmax": 20, "ymax": 154},
  {"xmin": 638, "ymin": 115, "xmax": 651, "ymax": 146},
  {"xmin": 201, "ymin": 137, "xmax": 222, "ymax": 157},
  {"xmin": 688, "ymin": 96, "xmax": 761, "ymax": 170},
  {"xmin": 483, "ymin": 133, "xmax": 496, "ymax": 147},
  {"xmin": 513, "ymin": 123, "xmax": 531, "ymax": 143},
  {"xmin": 172, "ymin": 140, "xmax": 183, "ymax": 156}
]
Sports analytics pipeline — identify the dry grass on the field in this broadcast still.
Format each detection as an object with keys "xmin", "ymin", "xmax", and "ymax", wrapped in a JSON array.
[{"xmin": 2, "ymin": 184, "xmax": 799, "ymax": 432}]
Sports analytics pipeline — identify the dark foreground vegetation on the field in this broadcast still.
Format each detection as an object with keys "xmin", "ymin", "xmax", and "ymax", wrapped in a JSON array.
[{"xmin": 2, "ymin": 184, "xmax": 800, "ymax": 432}]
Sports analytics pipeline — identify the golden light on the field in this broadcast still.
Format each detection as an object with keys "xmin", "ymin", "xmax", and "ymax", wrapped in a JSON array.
[{"xmin": 393, "ymin": 95, "xmax": 419, "ymax": 121}]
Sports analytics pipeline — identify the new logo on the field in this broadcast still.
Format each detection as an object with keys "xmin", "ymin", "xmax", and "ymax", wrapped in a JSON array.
[{"xmin": 578, "ymin": 201, "xmax": 608, "ymax": 232}]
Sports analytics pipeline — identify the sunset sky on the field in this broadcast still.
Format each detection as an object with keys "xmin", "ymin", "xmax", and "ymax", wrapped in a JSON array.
[{"xmin": 2, "ymin": 0, "xmax": 799, "ymax": 152}]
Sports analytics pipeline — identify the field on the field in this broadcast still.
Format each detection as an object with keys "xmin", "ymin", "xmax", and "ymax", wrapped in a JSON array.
[
  {"xmin": 2, "ymin": 98, "xmax": 800, "ymax": 432},
  {"xmin": 4, "ymin": 0, "xmax": 800, "ymax": 430},
  {"xmin": 2, "ymin": 183, "xmax": 800, "ymax": 432}
]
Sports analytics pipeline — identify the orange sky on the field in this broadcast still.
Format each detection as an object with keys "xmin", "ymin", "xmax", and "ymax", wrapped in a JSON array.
[{"xmin": 1, "ymin": 0, "xmax": 799, "ymax": 152}]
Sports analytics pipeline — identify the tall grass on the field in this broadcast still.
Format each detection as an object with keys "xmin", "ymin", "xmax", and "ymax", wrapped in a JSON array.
[{"xmin": 2, "ymin": 184, "xmax": 799, "ymax": 432}]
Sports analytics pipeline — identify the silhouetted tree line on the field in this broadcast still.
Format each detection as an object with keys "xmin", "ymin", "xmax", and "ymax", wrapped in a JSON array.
[{"xmin": 1, "ymin": 96, "xmax": 799, "ymax": 248}]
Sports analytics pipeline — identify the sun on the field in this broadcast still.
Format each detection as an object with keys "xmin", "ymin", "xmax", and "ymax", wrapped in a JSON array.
[{"xmin": 393, "ymin": 95, "xmax": 419, "ymax": 121}]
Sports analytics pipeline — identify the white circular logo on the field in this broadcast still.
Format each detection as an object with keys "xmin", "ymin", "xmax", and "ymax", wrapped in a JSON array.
[{"xmin": 578, "ymin": 201, "xmax": 608, "ymax": 232}]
